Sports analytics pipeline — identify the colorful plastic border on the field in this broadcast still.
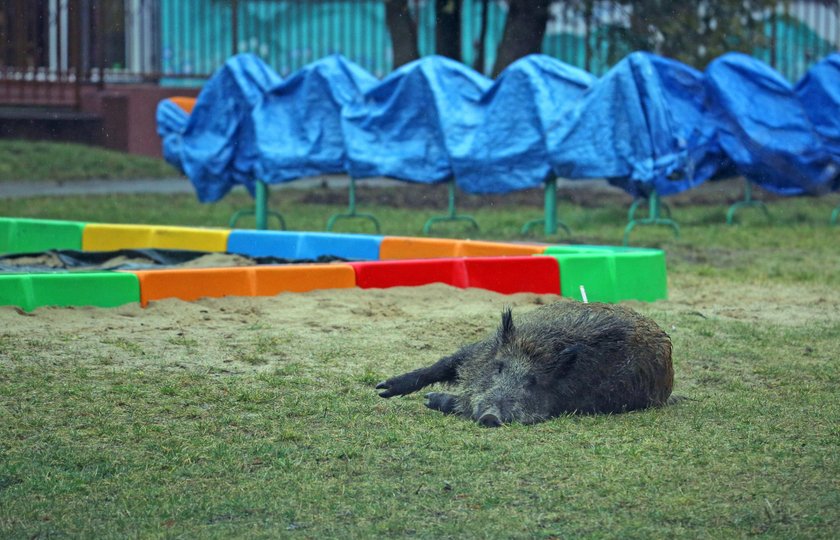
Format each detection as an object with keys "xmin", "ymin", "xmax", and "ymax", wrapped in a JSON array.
[{"xmin": 0, "ymin": 217, "xmax": 667, "ymax": 310}]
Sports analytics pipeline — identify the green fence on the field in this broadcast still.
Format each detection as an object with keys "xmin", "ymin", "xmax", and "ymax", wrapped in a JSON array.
[
  {"xmin": 2, "ymin": 0, "xmax": 836, "ymax": 106},
  {"xmin": 159, "ymin": 0, "xmax": 839, "ymax": 84}
]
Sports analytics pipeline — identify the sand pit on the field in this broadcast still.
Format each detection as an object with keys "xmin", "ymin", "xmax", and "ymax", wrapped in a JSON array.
[{"xmin": 2, "ymin": 275, "xmax": 837, "ymax": 380}]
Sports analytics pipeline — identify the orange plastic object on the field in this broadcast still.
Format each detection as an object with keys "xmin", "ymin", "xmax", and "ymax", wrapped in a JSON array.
[
  {"xmin": 83, "ymin": 223, "xmax": 230, "ymax": 252},
  {"xmin": 379, "ymin": 237, "xmax": 461, "ymax": 259},
  {"xmin": 380, "ymin": 237, "xmax": 546, "ymax": 260},
  {"xmin": 129, "ymin": 264, "xmax": 356, "ymax": 306},
  {"xmin": 455, "ymin": 240, "xmax": 546, "ymax": 257},
  {"xmin": 169, "ymin": 96, "xmax": 197, "ymax": 114}
]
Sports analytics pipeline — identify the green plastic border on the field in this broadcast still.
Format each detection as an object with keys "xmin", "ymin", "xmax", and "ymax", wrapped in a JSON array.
[
  {"xmin": 542, "ymin": 245, "xmax": 667, "ymax": 302},
  {"xmin": 0, "ymin": 217, "xmax": 86, "ymax": 254},
  {"xmin": 0, "ymin": 272, "xmax": 140, "ymax": 312},
  {"xmin": 541, "ymin": 252, "xmax": 619, "ymax": 302}
]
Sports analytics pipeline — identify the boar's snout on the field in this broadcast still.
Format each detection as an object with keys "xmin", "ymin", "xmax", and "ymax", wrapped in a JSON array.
[
  {"xmin": 477, "ymin": 405, "xmax": 504, "ymax": 428},
  {"xmin": 478, "ymin": 413, "xmax": 502, "ymax": 428}
]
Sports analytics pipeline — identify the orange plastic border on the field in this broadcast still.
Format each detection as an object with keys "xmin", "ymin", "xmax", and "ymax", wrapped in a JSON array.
[
  {"xmin": 379, "ymin": 237, "xmax": 546, "ymax": 260},
  {"xmin": 129, "ymin": 264, "xmax": 356, "ymax": 306}
]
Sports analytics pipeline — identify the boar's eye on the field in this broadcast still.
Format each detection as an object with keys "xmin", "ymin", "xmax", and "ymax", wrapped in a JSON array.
[
  {"xmin": 527, "ymin": 375, "xmax": 538, "ymax": 387},
  {"xmin": 496, "ymin": 362, "xmax": 505, "ymax": 374}
]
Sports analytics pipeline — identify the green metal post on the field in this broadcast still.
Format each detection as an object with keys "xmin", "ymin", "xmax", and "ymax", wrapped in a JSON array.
[
  {"xmin": 228, "ymin": 179, "xmax": 287, "ymax": 230},
  {"xmin": 726, "ymin": 179, "xmax": 770, "ymax": 225},
  {"xmin": 255, "ymin": 179, "xmax": 268, "ymax": 230},
  {"xmin": 544, "ymin": 179, "xmax": 557, "ymax": 235},
  {"xmin": 623, "ymin": 190, "xmax": 680, "ymax": 246},
  {"xmin": 326, "ymin": 177, "xmax": 381, "ymax": 233},
  {"xmin": 520, "ymin": 177, "xmax": 570, "ymax": 237},
  {"xmin": 832, "ymin": 205, "xmax": 840, "ymax": 226},
  {"xmin": 628, "ymin": 197, "xmax": 671, "ymax": 221},
  {"xmin": 422, "ymin": 178, "xmax": 479, "ymax": 235}
]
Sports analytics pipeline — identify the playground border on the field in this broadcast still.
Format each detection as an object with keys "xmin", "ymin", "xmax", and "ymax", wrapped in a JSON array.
[{"xmin": 0, "ymin": 217, "xmax": 667, "ymax": 311}]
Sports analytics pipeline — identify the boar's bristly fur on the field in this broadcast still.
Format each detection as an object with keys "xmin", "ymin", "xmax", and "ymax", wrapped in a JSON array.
[{"xmin": 376, "ymin": 300, "xmax": 674, "ymax": 427}]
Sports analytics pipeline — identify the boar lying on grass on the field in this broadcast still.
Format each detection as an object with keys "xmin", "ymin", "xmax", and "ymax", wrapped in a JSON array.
[{"xmin": 376, "ymin": 301, "xmax": 674, "ymax": 427}]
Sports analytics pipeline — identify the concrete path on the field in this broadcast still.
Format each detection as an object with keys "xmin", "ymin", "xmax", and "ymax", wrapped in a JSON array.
[
  {"xmin": 0, "ymin": 175, "xmax": 415, "ymax": 199},
  {"xmin": 1, "ymin": 175, "xmax": 618, "ymax": 199},
  {"xmin": 2, "ymin": 178, "xmax": 194, "ymax": 199}
]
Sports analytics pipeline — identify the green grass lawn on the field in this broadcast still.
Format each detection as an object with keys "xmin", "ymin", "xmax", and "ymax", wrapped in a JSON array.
[
  {"xmin": 2, "ymin": 320, "xmax": 837, "ymax": 538},
  {"xmin": 0, "ymin": 281, "xmax": 838, "ymax": 538},
  {"xmin": 1, "ymin": 143, "xmax": 840, "ymax": 537},
  {"xmin": 0, "ymin": 140, "xmax": 180, "ymax": 182}
]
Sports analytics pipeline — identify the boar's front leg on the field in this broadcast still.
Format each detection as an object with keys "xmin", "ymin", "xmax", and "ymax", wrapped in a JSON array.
[{"xmin": 376, "ymin": 343, "xmax": 478, "ymax": 398}]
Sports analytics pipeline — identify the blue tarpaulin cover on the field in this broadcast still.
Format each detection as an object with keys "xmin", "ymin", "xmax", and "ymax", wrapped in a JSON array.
[
  {"xmin": 341, "ymin": 55, "xmax": 492, "ymax": 183},
  {"xmin": 705, "ymin": 52, "xmax": 840, "ymax": 195},
  {"xmin": 155, "ymin": 99, "xmax": 189, "ymax": 172},
  {"xmin": 159, "ymin": 51, "xmax": 840, "ymax": 202},
  {"xmin": 795, "ymin": 53, "xmax": 840, "ymax": 159},
  {"xmin": 253, "ymin": 55, "xmax": 378, "ymax": 184},
  {"xmin": 163, "ymin": 54, "xmax": 282, "ymax": 202},
  {"xmin": 452, "ymin": 54, "xmax": 595, "ymax": 194},
  {"xmin": 546, "ymin": 52, "xmax": 724, "ymax": 197}
]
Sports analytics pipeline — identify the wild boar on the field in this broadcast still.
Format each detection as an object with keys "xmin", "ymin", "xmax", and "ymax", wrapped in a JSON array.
[{"xmin": 376, "ymin": 301, "xmax": 674, "ymax": 427}]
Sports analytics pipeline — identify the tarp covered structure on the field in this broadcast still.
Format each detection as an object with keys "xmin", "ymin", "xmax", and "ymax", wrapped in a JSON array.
[
  {"xmin": 546, "ymin": 52, "xmax": 727, "ymax": 197},
  {"xmin": 705, "ymin": 52, "xmax": 840, "ymax": 196},
  {"xmin": 158, "ymin": 54, "xmax": 282, "ymax": 202},
  {"xmin": 155, "ymin": 99, "xmax": 189, "ymax": 173},
  {"xmin": 451, "ymin": 55, "xmax": 595, "ymax": 194},
  {"xmin": 159, "ymin": 51, "xmax": 840, "ymax": 202},
  {"xmin": 253, "ymin": 55, "xmax": 378, "ymax": 185},
  {"xmin": 795, "ymin": 53, "xmax": 840, "ymax": 160},
  {"xmin": 341, "ymin": 55, "xmax": 492, "ymax": 183}
]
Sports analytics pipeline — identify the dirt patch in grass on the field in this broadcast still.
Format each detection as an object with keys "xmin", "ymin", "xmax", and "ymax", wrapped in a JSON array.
[
  {"xmin": 297, "ymin": 177, "xmax": 784, "ymax": 210},
  {"xmin": 651, "ymin": 273, "xmax": 840, "ymax": 326}
]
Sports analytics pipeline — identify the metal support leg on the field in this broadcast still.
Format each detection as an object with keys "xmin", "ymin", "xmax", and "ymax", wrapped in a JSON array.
[
  {"xmin": 628, "ymin": 197, "xmax": 672, "ymax": 220},
  {"xmin": 422, "ymin": 178, "xmax": 479, "ymax": 235},
  {"xmin": 623, "ymin": 190, "xmax": 680, "ymax": 246},
  {"xmin": 255, "ymin": 179, "xmax": 268, "ymax": 230},
  {"xmin": 521, "ymin": 177, "xmax": 571, "ymax": 237},
  {"xmin": 229, "ymin": 180, "xmax": 286, "ymax": 230},
  {"xmin": 726, "ymin": 179, "xmax": 770, "ymax": 225},
  {"xmin": 326, "ymin": 177, "xmax": 381, "ymax": 233}
]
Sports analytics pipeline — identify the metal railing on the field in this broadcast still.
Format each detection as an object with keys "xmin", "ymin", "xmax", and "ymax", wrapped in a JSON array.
[{"xmin": 2, "ymin": 0, "xmax": 838, "ymax": 108}]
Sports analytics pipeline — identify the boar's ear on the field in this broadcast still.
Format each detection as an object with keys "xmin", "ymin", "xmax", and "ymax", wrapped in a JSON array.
[
  {"xmin": 552, "ymin": 344, "xmax": 581, "ymax": 380},
  {"xmin": 497, "ymin": 307, "xmax": 515, "ymax": 345}
]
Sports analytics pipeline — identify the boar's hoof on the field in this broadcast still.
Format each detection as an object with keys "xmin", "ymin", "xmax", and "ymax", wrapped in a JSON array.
[
  {"xmin": 478, "ymin": 413, "xmax": 502, "ymax": 428},
  {"xmin": 425, "ymin": 392, "xmax": 458, "ymax": 414},
  {"xmin": 375, "ymin": 375, "xmax": 417, "ymax": 398},
  {"xmin": 375, "ymin": 380, "xmax": 397, "ymax": 398}
]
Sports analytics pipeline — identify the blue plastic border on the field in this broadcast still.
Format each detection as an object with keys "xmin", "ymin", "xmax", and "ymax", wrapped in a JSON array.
[{"xmin": 227, "ymin": 230, "xmax": 383, "ymax": 261}]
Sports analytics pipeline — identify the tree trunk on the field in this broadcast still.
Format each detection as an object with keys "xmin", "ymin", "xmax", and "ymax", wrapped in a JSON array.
[
  {"xmin": 473, "ymin": 0, "xmax": 489, "ymax": 73},
  {"xmin": 491, "ymin": 0, "xmax": 551, "ymax": 77},
  {"xmin": 384, "ymin": 0, "xmax": 420, "ymax": 68},
  {"xmin": 435, "ymin": 0, "xmax": 462, "ymax": 61}
]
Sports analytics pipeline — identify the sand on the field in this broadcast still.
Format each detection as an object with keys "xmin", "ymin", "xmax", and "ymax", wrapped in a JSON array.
[{"xmin": 2, "ymin": 274, "xmax": 838, "ymax": 380}]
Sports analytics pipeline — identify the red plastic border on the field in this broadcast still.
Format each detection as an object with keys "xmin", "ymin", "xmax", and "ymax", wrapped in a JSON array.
[{"xmin": 350, "ymin": 256, "xmax": 560, "ymax": 295}]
